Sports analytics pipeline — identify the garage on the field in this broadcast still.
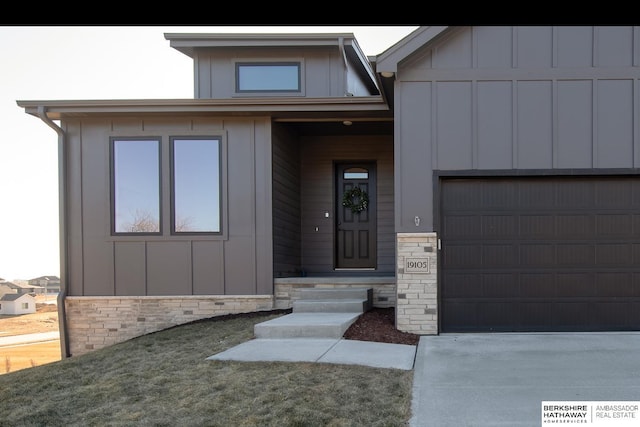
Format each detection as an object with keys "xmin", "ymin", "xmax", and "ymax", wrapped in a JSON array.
[{"xmin": 440, "ymin": 175, "xmax": 640, "ymax": 332}]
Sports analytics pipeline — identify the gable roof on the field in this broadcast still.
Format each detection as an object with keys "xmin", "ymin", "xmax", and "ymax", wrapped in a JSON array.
[
  {"xmin": 29, "ymin": 275, "xmax": 60, "ymax": 281},
  {"xmin": 375, "ymin": 26, "xmax": 449, "ymax": 74},
  {"xmin": 0, "ymin": 293, "xmax": 33, "ymax": 302}
]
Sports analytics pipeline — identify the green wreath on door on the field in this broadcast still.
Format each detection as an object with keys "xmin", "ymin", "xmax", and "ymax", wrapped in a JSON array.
[{"xmin": 342, "ymin": 186, "xmax": 369, "ymax": 213}]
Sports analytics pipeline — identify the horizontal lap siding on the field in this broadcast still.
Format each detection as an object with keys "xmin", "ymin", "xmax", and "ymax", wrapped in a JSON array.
[{"xmin": 272, "ymin": 124, "xmax": 301, "ymax": 277}]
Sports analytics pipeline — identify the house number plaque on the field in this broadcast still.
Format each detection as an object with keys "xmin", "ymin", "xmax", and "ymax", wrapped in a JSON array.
[{"xmin": 405, "ymin": 258, "xmax": 430, "ymax": 273}]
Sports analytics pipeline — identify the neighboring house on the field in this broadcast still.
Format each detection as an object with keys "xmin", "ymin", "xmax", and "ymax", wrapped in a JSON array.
[
  {"xmin": 0, "ymin": 280, "xmax": 44, "ymax": 295},
  {"xmin": 28, "ymin": 275, "xmax": 61, "ymax": 294},
  {"xmin": 0, "ymin": 282, "xmax": 16, "ymax": 296},
  {"xmin": 17, "ymin": 26, "xmax": 640, "ymax": 358},
  {"xmin": 0, "ymin": 293, "xmax": 36, "ymax": 315}
]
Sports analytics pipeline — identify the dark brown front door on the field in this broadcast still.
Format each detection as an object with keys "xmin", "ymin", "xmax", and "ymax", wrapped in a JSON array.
[{"xmin": 336, "ymin": 163, "xmax": 376, "ymax": 269}]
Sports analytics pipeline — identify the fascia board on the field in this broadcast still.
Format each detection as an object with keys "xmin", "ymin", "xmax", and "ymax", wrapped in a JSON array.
[{"xmin": 375, "ymin": 26, "xmax": 449, "ymax": 74}]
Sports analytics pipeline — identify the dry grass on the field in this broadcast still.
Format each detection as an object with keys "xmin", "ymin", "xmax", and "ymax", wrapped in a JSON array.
[
  {"xmin": 0, "ymin": 302, "xmax": 62, "ymax": 374},
  {"xmin": 0, "ymin": 311, "xmax": 413, "ymax": 426},
  {"xmin": 1, "ymin": 341, "xmax": 61, "ymax": 374}
]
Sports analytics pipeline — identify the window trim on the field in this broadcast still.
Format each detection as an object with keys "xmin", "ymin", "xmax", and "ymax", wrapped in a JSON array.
[
  {"xmin": 110, "ymin": 137, "xmax": 163, "ymax": 236},
  {"xmin": 234, "ymin": 60, "xmax": 304, "ymax": 96},
  {"xmin": 169, "ymin": 136, "xmax": 223, "ymax": 235}
]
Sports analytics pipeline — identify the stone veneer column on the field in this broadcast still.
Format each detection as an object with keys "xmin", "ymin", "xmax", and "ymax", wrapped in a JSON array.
[{"xmin": 396, "ymin": 232, "xmax": 438, "ymax": 335}]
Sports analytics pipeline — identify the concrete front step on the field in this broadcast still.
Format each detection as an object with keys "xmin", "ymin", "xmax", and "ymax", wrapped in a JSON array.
[
  {"xmin": 293, "ymin": 299, "xmax": 370, "ymax": 313},
  {"xmin": 297, "ymin": 287, "xmax": 373, "ymax": 301},
  {"xmin": 254, "ymin": 312, "xmax": 361, "ymax": 339},
  {"xmin": 294, "ymin": 287, "xmax": 373, "ymax": 313}
]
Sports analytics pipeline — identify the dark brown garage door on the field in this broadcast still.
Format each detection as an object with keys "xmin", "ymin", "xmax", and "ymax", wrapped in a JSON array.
[{"xmin": 441, "ymin": 176, "xmax": 640, "ymax": 332}]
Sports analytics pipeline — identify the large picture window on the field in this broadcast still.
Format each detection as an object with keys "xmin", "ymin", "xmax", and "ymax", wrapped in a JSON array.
[
  {"xmin": 171, "ymin": 137, "xmax": 221, "ymax": 234},
  {"xmin": 235, "ymin": 62, "xmax": 301, "ymax": 93},
  {"xmin": 111, "ymin": 138, "xmax": 161, "ymax": 234}
]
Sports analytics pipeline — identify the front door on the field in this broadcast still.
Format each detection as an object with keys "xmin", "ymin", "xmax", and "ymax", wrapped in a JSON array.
[{"xmin": 336, "ymin": 163, "xmax": 376, "ymax": 269}]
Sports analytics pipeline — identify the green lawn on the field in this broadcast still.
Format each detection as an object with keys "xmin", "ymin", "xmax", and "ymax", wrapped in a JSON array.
[{"xmin": 0, "ymin": 311, "xmax": 413, "ymax": 426}]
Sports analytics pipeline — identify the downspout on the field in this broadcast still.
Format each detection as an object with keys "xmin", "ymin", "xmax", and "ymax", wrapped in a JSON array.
[
  {"xmin": 36, "ymin": 106, "xmax": 70, "ymax": 359},
  {"xmin": 338, "ymin": 37, "xmax": 351, "ymax": 96}
]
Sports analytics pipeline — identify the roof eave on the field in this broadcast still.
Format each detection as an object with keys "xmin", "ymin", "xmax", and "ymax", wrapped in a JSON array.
[
  {"xmin": 165, "ymin": 32, "xmax": 358, "ymax": 58},
  {"xmin": 375, "ymin": 26, "xmax": 450, "ymax": 74},
  {"xmin": 17, "ymin": 97, "xmax": 391, "ymax": 121}
]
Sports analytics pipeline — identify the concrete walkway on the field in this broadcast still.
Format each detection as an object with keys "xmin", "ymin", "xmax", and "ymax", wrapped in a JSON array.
[
  {"xmin": 410, "ymin": 333, "xmax": 640, "ymax": 426},
  {"xmin": 0, "ymin": 331, "xmax": 60, "ymax": 347},
  {"xmin": 207, "ymin": 337, "xmax": 417, "ymax": 370}
]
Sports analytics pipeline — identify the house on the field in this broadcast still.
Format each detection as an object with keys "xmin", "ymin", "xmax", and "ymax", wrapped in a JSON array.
[
  {"xmin": 0, "ymin": 280, "xmax": 44, "ymax": 295},
  {"xmin": 0, "ymin": 282, "xmax": 16, "ymax": 296},
  {"xmin": 0, "ymin": 293, "xmax": 36, "ymax": 315},
  {"xmin": 17, "ymin": 26, "xmax": 640, "ymax": 358},
  {"xmin": 28, "ymin": 275, "xmax": 61, "ymax": 294}
]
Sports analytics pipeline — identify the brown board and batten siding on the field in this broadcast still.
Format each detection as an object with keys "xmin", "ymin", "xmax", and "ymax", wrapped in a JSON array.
[
  {"xmin": 64, "ymin": 116, "xmax": 274, "ymax": 297},
  {"xmin": 391, "ymin": 26, "xmax": 640, "ymax": 331},
  {"xmin": 300, "ymin": 134, "xmax": 394, "ymax": 275},
  {"xmin": 272, "ymin": 123, "xmax": 302, "ymax": 277}
]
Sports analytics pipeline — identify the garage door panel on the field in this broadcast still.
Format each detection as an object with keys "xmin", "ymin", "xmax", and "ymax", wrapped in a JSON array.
[
  {"xmin": 556, "ymin": 273, "xmax": 595, "ymax": 297},
  {"xmin": 520, "ymin": 303, "xmax": 554, "ymax": 329},
  {"xmin": 590, "ymin": 302, "xmax": 633, "ymax": 328},
  {"xmin": 483, "ymin": 244, "xmax": 518, "ymax": 267},
  {"xmin": 442, "ymin": 182, "xmax": 483, "ymax": 209},
  {"xmin": 596, "ymin": 214, "xmax": 632, "ymax": 236},
  {"xmin": 632, "ymin": 244, "xmax": 640, "ymax": 263},
  {"xmin": 478, "ymin": 303, "xmax": 514, "ymax": 329},
  {"xmin": 442, "ymin": 302, "xmax": 477, "ymax": 330},
  {"xmin": 441, "ymin": 176, "xmax": 640, "ymax": 332},
  {"xmin": 556, "ymin": 244, "xmax": 594, "ymax": 266},
  {"xmin": 596, "ymin": 243, "xmax": 633, "ymax": 264},
  {"xmin": 442, "ymin": 245, "xmax": 482, "ymax": 268},
  {"xmin": 518, "ymin": 180, "xmax": 556, "ymax": 207},
  {"xmin": 442, "ymin": 273, "xmax": 481, "ymax": 297},
  {"xmin": 519, "ymin": 215, "xmax": 557, "ymax": 238},
  {"xmin": 483, "ymin": 274, "xmax": 519, "ymax": 297},
  {"xmin": 481, "ymin": 181, "xmax": 517, "ymax": 208},
  {"xmin": 556, "ymin": 182, "xmax": 595, "ymax": 208},
  {"xmin": 556, "ymin": 215, "xmax": 595, "ymax": 237},
  {"xmin": 553, "ymin": 302, "xmax": 590, "ymax": 327},
  {"xmin": 520, "ymin": 273, "xmax": 556, "ymax": 297},
  {"xmin": 595, "ymin": 272, "xmax": 634, "ymax": 297},
  {"xmin": 482, "ymin": 215, "xmax": 516, "ymax": 237},
  {"xmin": 444, "ymin": 215, "xmax": 481, "ymax": 238},
  {"xmin": 595, "ymin": 180, "xmax": 632, "ymax": 207},
  {"xmin": 519, "ymin": 244, "xmax": 555, "ymax": 266}
]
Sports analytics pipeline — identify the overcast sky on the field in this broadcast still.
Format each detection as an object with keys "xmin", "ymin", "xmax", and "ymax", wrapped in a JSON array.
[{"xmin": 0, "ymin": 25, "xmax": 418, "ymax": 281}]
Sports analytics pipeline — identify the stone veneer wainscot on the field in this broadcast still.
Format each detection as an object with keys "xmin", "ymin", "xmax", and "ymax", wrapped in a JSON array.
[{"xmin": 65, "ymin": 295, "xmax": 274, "ymax": 356}]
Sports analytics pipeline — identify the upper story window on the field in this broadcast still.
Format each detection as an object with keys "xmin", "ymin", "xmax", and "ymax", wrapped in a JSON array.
[
  {"xmin": 235, "ymin": 62, "xmax": 301, "ymax": 93},
  {"xmin": 111, "ymin": 138, "xmax": 161, "ymax": 234},
  {"xmin": 171, "ymin": 137, "xmax": 221, "ymax": 234}
]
